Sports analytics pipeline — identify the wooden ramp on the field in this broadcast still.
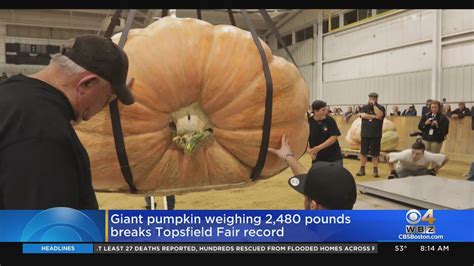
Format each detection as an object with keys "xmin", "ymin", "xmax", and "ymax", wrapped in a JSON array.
[
  {"xmin": 357, "ymin": 175, "xmax": 474, "ymax": 210},
  {"xmin": 341, "ymin": 148, "xmax": 395, "ymax": 163}
]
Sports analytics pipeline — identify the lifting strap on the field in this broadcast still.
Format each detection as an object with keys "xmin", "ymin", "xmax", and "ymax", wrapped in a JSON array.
[
  {"xmin": 259, "ymin": 9, "xmax": 298, "ymax": 67},
  {"xmin": 259, "ymin": 9, "xmax": 307, "ymax": 159},
  {"xmin": 241, "ymin": 9, "xmax": 273, "ymax": 181},
  {"xmin": 227, "ymin": 9, "xmax": 236, "ymax": 26},
  {"xmin": 103, "ymin": 9, "xmax": 122, "ymax": 39},
  {"xmin": 104, "ymin": 10, "xmax": 138, "ymax": 193}
]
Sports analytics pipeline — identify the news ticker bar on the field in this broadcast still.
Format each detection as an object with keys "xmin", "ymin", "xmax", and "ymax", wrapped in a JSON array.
[
  {"xmin": 23, "ymin": 243, "xmax": 377, "ymax": 254},
  {"xmin": 95, "ymin": 243, "xmax": 378, "ymax": 254},
  {"xmin": 3, "ymin": 243, "xmax": 469, "ymax": 255}
]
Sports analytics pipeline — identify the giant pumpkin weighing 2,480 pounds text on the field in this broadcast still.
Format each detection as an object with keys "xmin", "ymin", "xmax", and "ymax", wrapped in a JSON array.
[{"xmin": 75, "ymin": 16, "xmax": 309, "ymax": 195}]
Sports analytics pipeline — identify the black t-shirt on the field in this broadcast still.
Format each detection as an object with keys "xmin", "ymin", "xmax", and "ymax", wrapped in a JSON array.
[
  {"xmin": 0, "ymin": 74, "xmax": 98, "ymax": 209},
  {"xmin": 472, "ymin": 107, "xmax": 474, "ymax": 130},
  {"xmin": 308, "ymin": 115, "xmax": 343, "ymax": 162},
  {"xmin": 361, "ymin": 103, "xmax": 386, "ymax": 138},
  {"xmin": 452, "ymin": 108, "xmax": 472, "ymax": 118}
]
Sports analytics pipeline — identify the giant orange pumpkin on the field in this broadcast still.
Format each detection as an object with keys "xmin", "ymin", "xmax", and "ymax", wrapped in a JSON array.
[
  {"xmin": 345, "ymin": 118, "xmax": 399, "ymax": 151},
  {"xmin": 75, "ymin": 16, "xmax": 309, "ymax": 195}
]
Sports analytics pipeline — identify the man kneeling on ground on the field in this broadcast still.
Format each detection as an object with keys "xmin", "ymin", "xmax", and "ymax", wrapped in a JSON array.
[
  {"xmin": 386, "ymin": 140, "xmax": 449, "ymax": 179},
  {"xmin": 269, "ymin": 135, "xmax": 357, "ymax": 210}
]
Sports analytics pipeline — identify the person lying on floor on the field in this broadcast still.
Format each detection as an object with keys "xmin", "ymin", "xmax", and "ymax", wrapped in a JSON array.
[{"xmin": 385, "ymin": 140, "xmax": 449, "ymax": 179}]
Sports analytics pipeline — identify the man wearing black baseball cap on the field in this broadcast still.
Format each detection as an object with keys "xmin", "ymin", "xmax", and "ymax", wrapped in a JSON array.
[
  {"xmin": 306, "ymin": 100, "xmax": 344, "ymax": 166},
  {"xmin": 269, "ymin": 135, "xmax": 357, "ymax": 210},
  {"xmin": 61, "ymin": 35, "xmax": 135, "ymax": 107},
  {"xmin": 0, "ymin": 35, "xmax": 134, "ymax": 209}
]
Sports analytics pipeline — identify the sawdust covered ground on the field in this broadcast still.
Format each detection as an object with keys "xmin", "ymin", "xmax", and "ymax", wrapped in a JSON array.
[{"xmin": 96, "ymin": 154, "xmax": 469, "ymax": 210}]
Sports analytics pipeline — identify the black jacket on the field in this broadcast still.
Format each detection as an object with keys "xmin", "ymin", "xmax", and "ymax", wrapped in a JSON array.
[
  {"xmin": 0, "ymin": 74, "xmax": 98, "ymax": 209},
  {"xmin": 418, "ymin": 112, "xmax": 449, "ymax": 143}
]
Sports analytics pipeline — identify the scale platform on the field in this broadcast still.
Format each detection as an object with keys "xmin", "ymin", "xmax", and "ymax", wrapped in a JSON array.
[{"xmin": 357, "ymin": 175, "xmax": 474, "ymax": 210}]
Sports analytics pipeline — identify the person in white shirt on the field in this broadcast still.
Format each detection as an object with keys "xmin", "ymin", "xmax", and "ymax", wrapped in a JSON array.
[{"xmin": 386, "ymin": 140, "xmax": 449, "ymax": 179}]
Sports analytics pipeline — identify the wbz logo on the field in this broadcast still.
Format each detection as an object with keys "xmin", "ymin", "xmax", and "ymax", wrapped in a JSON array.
[{"xmin": 405, "ymin": 209, "xmax": 436, "ymax": 234}]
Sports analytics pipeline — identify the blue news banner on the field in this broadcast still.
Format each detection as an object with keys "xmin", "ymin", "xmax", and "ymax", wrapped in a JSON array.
[{"xmin": 0, "ymin": 208, "xmax": 472, "ymax": 254}]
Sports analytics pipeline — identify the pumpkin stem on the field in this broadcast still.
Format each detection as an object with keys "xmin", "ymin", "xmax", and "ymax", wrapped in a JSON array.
[{"xmin": 170, "ymin": 103, "xmax": 213, "ymax": 154}]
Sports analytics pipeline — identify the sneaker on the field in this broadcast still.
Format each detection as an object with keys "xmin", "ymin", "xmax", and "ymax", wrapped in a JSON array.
[
  {"xmin": 373, "ymin": 168, "xmax": 380, "ymax": 178},
  {"xmin": 388, "ymin": 171, "xmax": 399, "ymax": 179},
  {"xmin": 144, "ymin": 196, "xmax": 156, "ymax": 210},
  {"xmin": 356, "ymin": 168, "xmax": 366, "ymax": 176},
  {"xmin": 147, "ymin": 202, "xmax": 157, "ymax": 210}
]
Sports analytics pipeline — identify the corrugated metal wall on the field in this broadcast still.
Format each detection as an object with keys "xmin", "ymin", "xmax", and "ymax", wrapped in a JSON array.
[
  {"xmin": 269, "ymin": 9, "xmax": 473, "ymax": 106},
  {"xmin": 299, "ymin": 65, "xmax": 314, "ymax": 101},
  {"xmin": 321, "ymin": 10, "xmax": 434, "ymax": 105},
  {"xmin": 323, "ymin": 42, "xmax": 433, "ymax": 82},
  {"xmin": 441, "ymin": 65, "xmax": 474, "ymax": 102},
  {"xmin": 323, "ymin": 10, "xmax": 434, "ymax": 62},
  {"xmin": 292, "ymin": 38, "xmax": 314, "ymax": 66},
  {"xmin": 0, "ymin": 25, "xmax": 5, "ymax": 65},
  {"xmin": 442, "ymin": 9, "xmax": 474, "ymax": 36},
  {"xmin": 275, "ymin": 38, "xmax": 315, "ymax": 103},
  {"xmin": 322, "ymin": 70, "xmax": 431, "ymax": 105}
]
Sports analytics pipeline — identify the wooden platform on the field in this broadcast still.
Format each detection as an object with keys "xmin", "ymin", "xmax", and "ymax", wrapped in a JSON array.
[
  {"xmin": 341, "ymin": 148, "xmax": 395, "ymax": 163},
  {"xmin": 334, "ymin": 115, "xmax": 474, "ymax": 164},
  {"xmin": 357, "ymin": 175, "xmax": 474, "ymax": 210}
]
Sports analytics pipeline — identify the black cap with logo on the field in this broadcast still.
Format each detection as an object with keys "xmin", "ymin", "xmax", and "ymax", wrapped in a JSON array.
[
  {"xmin": 288, "ymin": 161, "xmax": 357, "ymax": 210},
  {"xmin": 311, "ymin": 100, "xmax": 327, "ymax": 111},
  {"xmin": 61, "ymin": 35, "xmax": 135, "ymax": 105}
]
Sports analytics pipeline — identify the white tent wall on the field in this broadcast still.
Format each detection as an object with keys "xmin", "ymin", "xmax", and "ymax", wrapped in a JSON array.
[{"xmin": 268, "ymin": 9, "xmax": 474, "ymax": 110}]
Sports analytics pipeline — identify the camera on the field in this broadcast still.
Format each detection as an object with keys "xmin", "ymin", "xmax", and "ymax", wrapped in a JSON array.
[{"xmin": 409, "ymin": 131, "xmax": 423, "ymax": 137}]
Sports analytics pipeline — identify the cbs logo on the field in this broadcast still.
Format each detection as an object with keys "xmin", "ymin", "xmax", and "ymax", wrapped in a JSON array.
[
  {"xmin": 406, "ymin": 209, "xmax": 435, "ymax": 225},
  {"xmin": 20, "ymin": 207, "xmax": 103, "ymax": 242}
]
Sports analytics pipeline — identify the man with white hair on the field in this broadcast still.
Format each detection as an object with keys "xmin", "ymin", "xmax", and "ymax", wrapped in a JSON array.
[{"xmin": 0, "ymin": 35, "xmax": 134, "ymax": 209}]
